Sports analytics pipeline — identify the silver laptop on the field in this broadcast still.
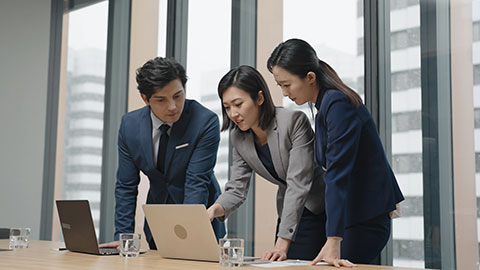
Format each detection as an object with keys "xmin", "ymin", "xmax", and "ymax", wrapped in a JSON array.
[
  {"xmin": 143, "ymin": 204, "xmax": 219, "ymax": 262},
  {"xmin": 56, "ymin": 200, "xmax": 119, "ymax": 255}
]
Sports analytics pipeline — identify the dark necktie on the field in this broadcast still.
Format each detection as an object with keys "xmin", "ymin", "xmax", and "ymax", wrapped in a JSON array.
[{"xmin": 157, "ymin": 124, "xmax": 170, "ymax": 173}]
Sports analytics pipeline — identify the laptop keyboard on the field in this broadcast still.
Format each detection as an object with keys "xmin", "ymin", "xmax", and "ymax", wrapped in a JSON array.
[{"xmin": 99, "ymin": 248, "xmax": 119, "ymax": 255}]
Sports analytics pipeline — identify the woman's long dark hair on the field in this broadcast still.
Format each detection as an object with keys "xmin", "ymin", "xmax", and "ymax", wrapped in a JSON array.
[
  {"xmin": 267, "ymin": 38, "xmax": 362, "ymax": 108},
  {"xmin": 218, "ymin": 65, "xmax": 276, "ymax": 131}
]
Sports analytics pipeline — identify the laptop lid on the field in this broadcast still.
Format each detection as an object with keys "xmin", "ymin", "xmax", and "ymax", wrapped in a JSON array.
[
  {"xmin": 56, "ymin": 200, "xmax": 104, "ymax": 255},
  {"xmin": 143, "ymin": 204, "xmax": 219, "ymax": 262}
]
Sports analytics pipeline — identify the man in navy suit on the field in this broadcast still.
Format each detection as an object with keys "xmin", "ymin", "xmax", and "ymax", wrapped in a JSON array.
[{"xmin": 100, "ymin": 57, "xmax": 225, "ymax": 249}]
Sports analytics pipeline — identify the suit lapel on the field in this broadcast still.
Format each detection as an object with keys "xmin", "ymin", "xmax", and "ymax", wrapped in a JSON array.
[
  {"xmin": 239, "ymin": 128, "xmax": 284, "ymax": 186},
  {"xmin": 140, "ymin": 107, "xmax": 155, "ymax": 168},
  {"xmin": 241, "ymin": 131, "xmax": 268, "ymax": 176},
  {"xmin": 164, "ymin": 100, "xmax": 190, "ymax": 174},
  {"xmin": 267, "ymin": 119, "xmax": 287, "ymax": 181}
]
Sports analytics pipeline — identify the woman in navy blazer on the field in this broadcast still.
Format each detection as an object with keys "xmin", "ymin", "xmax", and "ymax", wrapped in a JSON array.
[
  {"xmin": 207, "ymin": 65, "xmax": 326, "ymax": 261},
  {"xmin": 267, "ymin": 39, "xmax": 404, "ymax": 267}
]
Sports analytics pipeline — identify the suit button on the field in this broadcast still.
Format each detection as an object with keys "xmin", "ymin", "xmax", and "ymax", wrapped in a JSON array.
[{"xmin": 289, "ymin": 228, "xmax": 293, "ymax": 233}]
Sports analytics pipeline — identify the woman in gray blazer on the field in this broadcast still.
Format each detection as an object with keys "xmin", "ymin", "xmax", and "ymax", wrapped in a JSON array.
[{"xmin": 207, "ymin": 65, "xmax": 326, "ymax": 261}]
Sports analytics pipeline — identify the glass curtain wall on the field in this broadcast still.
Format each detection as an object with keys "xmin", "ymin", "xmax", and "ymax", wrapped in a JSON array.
[
  {"xmin": 185, "ymin": 0, "xmax": 232, "ymax": 189},
  {"xmin": 61, "ymin": 1, "xmax": 109, "ymax": 235},
  {"xmin": 282, "ymin": 0, "xmax": 364, "ymax": 122},
  {"xmin": 158, "ymin": 0, "xmax": 168, "ymax": 57},
  {"xmin": 389, "ymin": 0, "xmax": 423, "ymax": 267}
]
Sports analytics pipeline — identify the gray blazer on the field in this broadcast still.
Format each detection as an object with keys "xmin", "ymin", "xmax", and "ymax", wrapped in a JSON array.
[{"xmin": 215, "ymin": 108, "xmax": 325, "ymax": 240}]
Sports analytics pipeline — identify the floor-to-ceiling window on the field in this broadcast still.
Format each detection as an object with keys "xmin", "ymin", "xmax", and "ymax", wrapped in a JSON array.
[
  {"xmin": 185, "ymin": 0, "xmax": 232, "ymax": 190},
  {"xmin": 59, "ymin": 1, "xmax": 109, "ymax": 235},
  {"xmin": 389, "ymin": 0, "xmax": 423, "ymax": 267},
  {"xmin": 157, "ymin": 0, "xmax": 168, "ymax": 57},
  {"xmin": 282, "ymin": 0, "xmax": 364, "ymax": 122}
]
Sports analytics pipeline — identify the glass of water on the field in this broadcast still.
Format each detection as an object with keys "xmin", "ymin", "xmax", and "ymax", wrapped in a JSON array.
[
  {"xmin": 119, "ymin": 233, "xmax": 141, "ymax": 258},
  {"xmin": 9, "ymin": 228, "xmax": 30, "ymax": 249},
  {"xmin": 219, "ymin": 238, "xmax": 244, "ymax": 267}
]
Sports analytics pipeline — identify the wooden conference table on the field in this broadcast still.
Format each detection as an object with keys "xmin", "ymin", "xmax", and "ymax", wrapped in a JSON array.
[{"xmin": 0, "ymin": 240, "xmax": 427, "ymax": 270}]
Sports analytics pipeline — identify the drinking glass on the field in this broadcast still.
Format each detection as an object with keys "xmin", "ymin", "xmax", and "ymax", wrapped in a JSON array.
[
  {"xmin": 119, "ymin": 233, "xmax": 141, "ymax": 258},
  {"xmin": 219, "ymin": 238, "xmax": 244, "ymax": 267},
  {"xmin": 9, "ymin": 228, "xmax": 30, "ymax": 249}
]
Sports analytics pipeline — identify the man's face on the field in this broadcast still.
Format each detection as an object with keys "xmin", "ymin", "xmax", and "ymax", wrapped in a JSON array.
[{"xmin": 141, "ymin": 79, "xmax": 186, "ymax": 124}]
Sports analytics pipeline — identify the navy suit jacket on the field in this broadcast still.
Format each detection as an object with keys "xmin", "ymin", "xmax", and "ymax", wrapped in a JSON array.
[
  {"xmin": 314, "ymin": 90, "xmax": 404, "ymax": 237},
  {"xmin": 114, "ymin": 99, "xmax": 226, "ymax": 242}
]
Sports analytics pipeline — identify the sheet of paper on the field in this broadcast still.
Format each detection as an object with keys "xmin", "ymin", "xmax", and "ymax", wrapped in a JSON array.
[{"xmin": 252, "ymin": 260, "xmax": 328, "ymax": 268}]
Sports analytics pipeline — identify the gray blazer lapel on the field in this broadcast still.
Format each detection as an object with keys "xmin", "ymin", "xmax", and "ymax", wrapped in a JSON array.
[
  {"xmin": 238, "ymin": 131, "xmax": 260, "ymax": 170},
  {"xmin": 266, "ymin": 119, "xmax": 287, "ymax": 181},
  {"xmin": 237, "ymin": 130, "xmax": 284, "ymax": 186}
]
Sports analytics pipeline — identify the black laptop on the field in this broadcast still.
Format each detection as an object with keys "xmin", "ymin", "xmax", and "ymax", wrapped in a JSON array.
[{"xmin": 56, "ymin": 200, "xmax": 118, "ymax": 255}]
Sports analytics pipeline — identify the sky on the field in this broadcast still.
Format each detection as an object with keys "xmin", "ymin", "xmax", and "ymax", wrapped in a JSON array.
[
  {"xmin": 283, "ymin": 0, "xmax": 359, "ymax": 55},
  {"xmin": 67, "ymin": 0, "xmax": 359, "ymax": 56},
  {"xmin": 68, "ymin": 1, "xmax": 108, "ymax": 51}
]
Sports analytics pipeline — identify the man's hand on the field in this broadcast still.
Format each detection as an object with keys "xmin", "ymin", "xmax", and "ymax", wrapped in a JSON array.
[
  {"xmin": 98, "ymin": 241, "xmax": 120, "ymax": 249},
  {"xmin": 206, "ymin": 203, "xmax": 225, "ymax": 222},
  {"xmin": 311, "ymin": 237, "xmax": 356, "ymax": 267},
  {"xmin": 261, "ymin": 237, "xmax": 290, "ymax": 261}
]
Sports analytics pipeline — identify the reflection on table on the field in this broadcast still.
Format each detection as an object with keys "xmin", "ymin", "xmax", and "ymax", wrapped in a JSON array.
[{"xmin": 0, "ymin": 240, "xmax": 428, "ymax": 270}]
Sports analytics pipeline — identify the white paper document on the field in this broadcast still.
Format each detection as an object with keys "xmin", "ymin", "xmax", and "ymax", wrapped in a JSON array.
[{"xmin": 252, "ymin": 260, "xmax": 328, "ymax": 268}]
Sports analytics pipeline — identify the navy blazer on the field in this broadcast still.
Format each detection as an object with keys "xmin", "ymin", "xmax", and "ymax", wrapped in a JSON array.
[
  {"xmin": 114, "ymin": 99, "xmax": 226, "ymax": 241},
  {"xmin": 314, "ymin": 90, "xmax": 404, "ymax": 237}
]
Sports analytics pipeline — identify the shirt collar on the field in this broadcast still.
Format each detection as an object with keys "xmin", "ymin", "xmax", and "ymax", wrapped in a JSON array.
[{"xmin": 150, "ymin": 110, "xmax": 172, "ymax": 130}]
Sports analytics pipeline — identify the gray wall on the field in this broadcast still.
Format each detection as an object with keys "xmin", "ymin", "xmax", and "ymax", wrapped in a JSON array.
[{"xmin": 0, "ymin": 0, "xmax": 51, "ymax": 240}]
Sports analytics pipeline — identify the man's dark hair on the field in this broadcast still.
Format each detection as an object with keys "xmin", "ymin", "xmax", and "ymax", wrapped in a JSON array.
[{"xmin": 136, "ymin": 57, "xmax": 188, "ymax": 100}]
